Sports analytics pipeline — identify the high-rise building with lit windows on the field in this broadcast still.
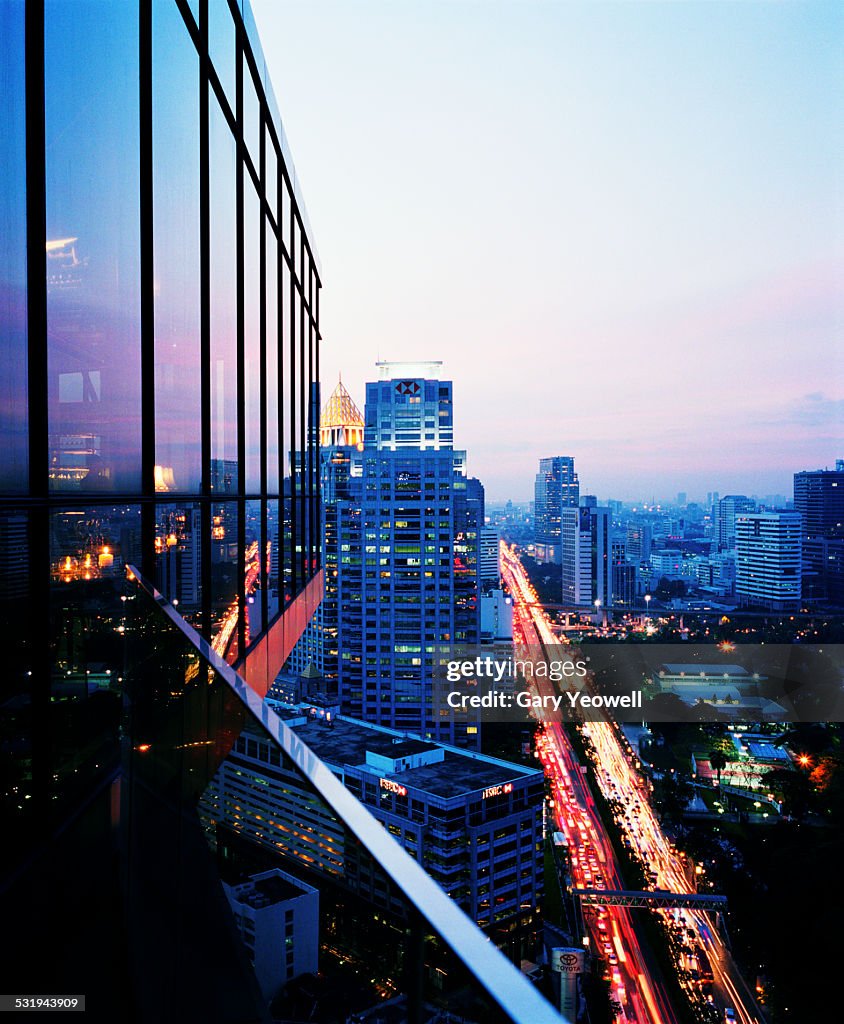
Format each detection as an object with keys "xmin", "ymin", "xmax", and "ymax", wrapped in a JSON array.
[
  {"xmin": 794, "ymin": 466, "xmax": 844, "ymax": 603},
  {"xmin": 735, "ymin": 512, "xmax": 802, "ymax": 611},
  {"xmin": 534, "ymin": 456, "xmax": 579, "ymax": 564},
  {"xmin": 561, "ymin": 504, "xmax": 611, "ymax": 608},
  {"xmin": 303, "ymin": 364, "xmax": 481, "ymax": 745}
]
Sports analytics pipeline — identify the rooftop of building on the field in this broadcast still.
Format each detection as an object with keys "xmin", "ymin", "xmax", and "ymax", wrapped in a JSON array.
[
  {"xmin": 375, "ymin": 360, "xmax": 443, "ymax": 381},
  {"xmin": 228, "ymin": 869, "xmax": 313, "ymax": 909},
  {"xmin": 320, "ymin": 379, "xmax": 364, "ymax": 430},
  {"xmin": 267, "ymin": 702, "xmax": 540, "ymax": 799},
  {"xmin": 658, "ymin": 664, "xmax": 751, "ymax": 677}
]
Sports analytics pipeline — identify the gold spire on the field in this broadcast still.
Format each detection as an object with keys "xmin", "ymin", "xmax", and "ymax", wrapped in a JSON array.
[{"xmin": 320, "ymin": 378, "xmax": 364, "ymax": 448}]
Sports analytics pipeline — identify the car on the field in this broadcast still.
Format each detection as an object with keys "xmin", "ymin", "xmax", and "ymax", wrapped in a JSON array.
[{"xmin": 724, "ymin": 1010, "xmax": 736, "ymax": 1023}]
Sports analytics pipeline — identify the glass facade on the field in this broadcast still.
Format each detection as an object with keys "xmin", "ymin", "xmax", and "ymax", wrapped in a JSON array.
[
  {"xmin": 2, "ymin": 0, "xmax": 321, "ymax": 651},
  {"xmin": 0, "ymin": 0, "xmax": 324, "ymax": 1012}
]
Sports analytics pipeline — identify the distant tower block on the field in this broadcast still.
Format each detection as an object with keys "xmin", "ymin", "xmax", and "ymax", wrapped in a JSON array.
[{"xmin": 320, "ymin": 378, "xmax": 364, "ymax": 448}]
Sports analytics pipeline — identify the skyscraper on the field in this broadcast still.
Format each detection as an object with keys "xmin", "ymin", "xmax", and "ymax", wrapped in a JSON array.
[
  {"xmin": 716, "ymin": 495, "xmax": 757, "ymax": 550},
  {"xmin": 793, "ymin": 466, "xmax": 844, "ymax": 604},
  {"xmin": 534, "ymin": 456, "xmax": 579, "ymax": 564},
  {"xmin": 321, "ymin": 364, "xmax": 482, "ymax": 744},
  {"xmin": 561, "ymin": 504, "xmax": 611, "ymax": 609},
  {"xmin": 735, "ymin": 512, "xmax": 802, "ymax": 611},
  {"xmin": 794, "ymin": 467, "xmax": 844, "ymax": 539}
]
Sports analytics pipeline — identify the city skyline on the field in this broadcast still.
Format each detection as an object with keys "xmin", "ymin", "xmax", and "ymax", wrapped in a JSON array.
[{"xmin": 252, "ymin": 0, "xmax": 843, "ymax": 501}]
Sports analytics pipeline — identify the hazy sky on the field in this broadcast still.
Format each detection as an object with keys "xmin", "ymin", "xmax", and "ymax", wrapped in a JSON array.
[{"xmin": 252, "ymin": 0, "xmax": 843, "ymax": 502}]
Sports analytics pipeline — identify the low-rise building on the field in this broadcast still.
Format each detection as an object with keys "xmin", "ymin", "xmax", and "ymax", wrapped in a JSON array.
[
  {"xmin": 223, "ymin": 869, "xmax": 319, "ymax": 1000},
  {"xmin": 202, "ymin": 705, "xmax": 544, "ymax": 947}
]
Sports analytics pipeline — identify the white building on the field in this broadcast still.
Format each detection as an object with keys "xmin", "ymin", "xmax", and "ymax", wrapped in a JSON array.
[
  {"xmin": 561, "ymin": 505, "xmax": 611, "ymax": 608},
  {"xmin": 480, "ymin": 589, "xmax": 513, "ymax": 640},
  {"xmin": 735, "ymin": 512, "xmax": 802, "ymax": 611},
  {"xmin": 223, "ymin": 869, "xmax": 319, "ymax": 1001}
]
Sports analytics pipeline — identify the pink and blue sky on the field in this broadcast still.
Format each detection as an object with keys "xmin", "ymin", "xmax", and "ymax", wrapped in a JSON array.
[{"xmin": 253, "ymin": 0, "xmax": 843, "ymax": 502}]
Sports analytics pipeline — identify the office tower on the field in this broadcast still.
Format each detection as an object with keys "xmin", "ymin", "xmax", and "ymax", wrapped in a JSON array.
[
  {"xmin": 561, "ymin": 504, "xmax": 611, "ymax": 608},
  {"xmin": 625, "ymin": 522, "xmax": 653, "ymax": 564},
  {"xmin": 480, "ymin": 526, "xmax": 502, "ymax": 588},
  {"xmin": 330, "ymin": 363, "xmax": 481, "ymax": 744},
  {"xmin": 611, "ymin": 539, "xmax": 636, "ymax": 608},
  {"xmin": 716, "ymin": 495, "xmax": 756, "ymax": 550},
  {"xmin": 735, "ymin": 513, "xmax": 802, "ymax": 610},
  {"xmin": 676, "ymin": 492, "xmax": 687, "ymax": 506},
  {"xmin": 204, "ymin": 704, "xmax": 544, "ymax": 955},
  {"xmin": 533, "ymin": 456, "xmax": 579, "ymax": 564},
  {"xmin": 794, "ymin": 466, "xmax": 844, "ymax": 604},
  {"xmin": 794, "ymin": 467, "xmax": 844, "ymax": 538},
  {"xmin": 364, "ymin": 361, "xmax": 453, "ymax": 449},
  {"xmin": 281, "ymin": 380, "xmax": 367, "ymax": 684}
]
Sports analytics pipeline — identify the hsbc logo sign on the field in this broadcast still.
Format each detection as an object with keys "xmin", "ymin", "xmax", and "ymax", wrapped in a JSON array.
[{"xmin": 395, "ymin": 381, "xmax": 420, "ymax": 396}]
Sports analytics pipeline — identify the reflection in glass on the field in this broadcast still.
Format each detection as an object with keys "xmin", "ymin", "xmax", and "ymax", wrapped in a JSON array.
[
  {"xmin": 210, "ymin": 95, "xmax": 238, "ymax": 493},
  {"xmin": 245, "ymin": 499, "xmax": 263, "ymax": 643},
  {"xmin": 153, "ymin": 0, "xmax": 201, "ymax": 494},
  {"xmin": 267, "ymin": 498, "xmax": 279, "ymax": 623},
  {"xmin": 244, "ymin": 180, "xmax": 261, "ymax": 493},
  {"xmin": 48, "ymin": 504, "xmax": 140, "ymax": 813},
  {"xmin": 0, "ymin": 2, "xmax": 28, "ymax": 492},
  {"xmin": 155, "ymin": 502, "xmax": 203, "ymax": 625},
  {"xmin": 210, "ymin": 499, "xmax": 239, "ymax": 663},
  {"xmin": 266, "ymin": 220, "xmax": 280, "ymax": 492},
  {"xmin": 45, "ymin": 0, "xmax": 142, "ymax": 492}
]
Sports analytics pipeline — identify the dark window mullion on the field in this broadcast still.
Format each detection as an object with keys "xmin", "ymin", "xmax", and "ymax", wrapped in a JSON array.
[
  {"xmin": 235, "ymin": 24, "xmax": 246, "ymax": 659},
  {"xmin": 25, "ymin": 0, "xmax": 46, "ymax": 498},
  {"xmin": 139, "ymin": 0, "xmax": 156, "ymax": 579},
  {"xmin": 199, "ymin": 0, "xmax": 212, "ymax": 639},
  {"xmin": 288, "ymin": 202, "xmax": 297, "ymax": 599},
  {"xmin": 259, "ymin": 111, "xmax": 267, "ymax": 638}
]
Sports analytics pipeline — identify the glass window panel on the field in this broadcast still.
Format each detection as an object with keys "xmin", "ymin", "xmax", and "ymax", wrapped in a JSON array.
[
  {"xmin": 242, "ymin": 61, "xmax": 260, "ymax": 173},
  {"xmin": 208, "ymin": 0, "xmax": 235, "ymax": 109},
  {"xmin": 244, "ymin": 499, "xmax": 262, "ymax": 644},
  {"xmin": 49, "ymin": 504, "xmax": 140, "ymax": 801},
  {"xmin": 265, "ymin": 221, "xmax": 279, "ymax": 493},
  {"xmin": 280, "ymin": 178, "xmax": 291, "ymax": 254},
  {"xmin": 0, "ymin": 2, "xmax": 28, "ymax": 492},
  {"xmin": 292, "ymin": 290, "xmax": 302, "ymax": 586},
  {"xmin": 292, "ymin": 217, "xmax": 300, "ymax": 287},
  {"xmin": 210, "ymin": 499, "xmax": 239, "ymax": 663},
  {"xmin": 45, "ymin": 0, "xmax": 141, "ymax": 493},
  {"xmin": 210, "ymin": 94, "xmax": 238, "ymax": 494},
  {"xmin": 265, "ymin": 131, "xmax": 277, "ymax": 221},
  {"xmin": 153, "ymin": 0, "xmax": 201, "ymax": 494},
  {"xmin": 244, "ymin": 179, "xmax": 261, "ymax": 493},
  {"xmin": 155, "ymin": 502, "xmax": 203, "ymax": 626},
  {"xmin": 266, "ymin": 498, "xmax": 279, "ymax": 623},
  {"xmin": 282, "ymin": 486, "xmax": 293, "ymax": 608}
]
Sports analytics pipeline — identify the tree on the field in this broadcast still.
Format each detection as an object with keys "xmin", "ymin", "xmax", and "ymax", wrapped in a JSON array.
[
  {"xmin": 710, "ymin": 748, "xmax": 727, "ymax": 789},
  {"xmin": 764, "ymin": 768, "xmax": 814, "ymax": 819}
]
